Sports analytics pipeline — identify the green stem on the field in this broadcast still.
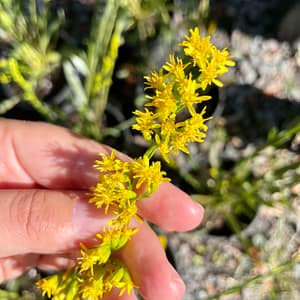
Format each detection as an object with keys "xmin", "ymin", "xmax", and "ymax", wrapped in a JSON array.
[
  {"xmin": 93, "ymin": 11, "xmax": 127, "ymax": 126},
  {"xmin": 144, "ymin": 145, "xmax": 158, "ymax": 159},
  {"xmin": 179, "ymin": 169, "xmax": 202, "ymax": 190},
  {"xmin": 225, "ymin": 213, "xmax": 250, "ymax": 250},
  {"xmin": 84, "ymin": 0, "xmax": 120, "ymax": 100},
  {"xmin": 203, "ymin": 259, "xmax": 295, "ymax": 300}
]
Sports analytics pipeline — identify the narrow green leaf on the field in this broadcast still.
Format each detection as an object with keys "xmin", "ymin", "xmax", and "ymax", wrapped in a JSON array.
[{"xmin": 63, "ymin": 60, "xmax": 88, "ymax": 111}]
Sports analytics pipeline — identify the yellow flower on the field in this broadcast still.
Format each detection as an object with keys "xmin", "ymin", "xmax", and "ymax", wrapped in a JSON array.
[
  {"xmin": 160, "ymin": 115, "xmax": 177, "ymax": 137},
  {"xmin": 89, "ymin": 181, "xmax": 117, "ymax": 212},
  {"xmin": 36, "ymin": 274, "xmax": 61, "ymax": 297},
  {"xmin": 170, "ymin": 133, "xmax": 190, "ymax": 154},
  {"xmin": 186, "ymin": 108, "xmax": 211, "ymax": 132},
  {"xmin": 145, "ymin": 82, "xmax": 178, "ymax": 121},
  {"xmin": 211, "ymin": 47, "xmax": 235, "ymax": 74},
  {"xmin": 94, "ymin": 151, "xmax": 128, "ymax": 173},
  {"xmin": 179, "ymin": 27, "xmax": 235, "ymax": 91},
  {"xmin": 78, "ymin": 243, "xmax": 112, "ymax": 274},
  {"xmin": 200, "ymin": 61, "xmax": 224, "ymax": 90},
  {"xmin": 89, "ymin": 171, "xmax": 136, "ymax": 213},
  {"xmin": 79, "ymin": 277, "xmax": 104, "ymax": 300},
  {"xmin": 178, "ymin": 74, "xmax": 211, "ymax": 114},
  {"xmin": 131, "ymin": 156, "xmax": 170, "ymax": 193},
  {"xmin": 144, "ymin": 70, "xmax": 166, "ymax": 91},
  {"xmin": 103, "ymin": 259, "xmax": 138, "ymax": 296},
  {"xmin": 79, "ymin": 254, "xmax": 135, "ymax": 298},
  {"xmin": 180, "ymin": 27, "xmax": 213, "ymax": 68},
  {"xmin": 118, "ymin": 267, "xmax": 138, "ymax": 296},
  {"xmin": 97, "ymin": 227, "xmax": 138, "ymax": 251},
  {"xmin": 132, "ymin": 108, "xmax": 160, "ymax": 141},
  {"xmin": 37, "ymin": 271, "xmax": 79, "ymax": 300},
  {"xmin": 110, "ymin": 201, "xmax": 139, "ymax": 226},
  {"xmin": 104, "ymin": 267, "xmax": 126, "ymax": 293},
  {"xmin": 176, "ymin": 109, "xmax": 210, "ymax": 147},
  {"xmin": 133, "ymin": 27, "xmax": 234, "ymax": 152},
  {"xmin": 163, "ymin": 54, "xmax": 186, "ymax": 80}
]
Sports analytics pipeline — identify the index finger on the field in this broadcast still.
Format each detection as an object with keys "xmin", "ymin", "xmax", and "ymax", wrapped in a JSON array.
[{"xmin": 0, "ymin": 119, "xmax": 123, "ymax": 189}]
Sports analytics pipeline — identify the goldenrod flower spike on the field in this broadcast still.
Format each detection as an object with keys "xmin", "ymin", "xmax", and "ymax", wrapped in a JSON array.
[
  {"xmin": 132, "ymin": 27, "xmax": 234, "ymax": 162},
  {"xmin": 38, "ymin": 27, "xmax": 234, "ymax": 299}
]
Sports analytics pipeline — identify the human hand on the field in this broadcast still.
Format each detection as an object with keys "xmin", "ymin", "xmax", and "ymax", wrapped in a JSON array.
[{"xmin": 0, "ymin": 119, "xmax": 204, "ymax": 300}]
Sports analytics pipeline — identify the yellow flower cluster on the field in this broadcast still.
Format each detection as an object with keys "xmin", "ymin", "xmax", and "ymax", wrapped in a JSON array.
[
  {"xmin": 37, "ymin": 258, "xmax": 136, "ymax": 300},
  {"xmin": 90, "ymin": 151, "xmax": 169, "ymax": 225},
  {"xmin": 37, "ymin": 27, "xmax": 234, "ymax": 300},
  {"xmin": 180, "ymin": 27, "xmax": 235, "ymax": 89},
  {"xmin": 37, "ymin": 151, "xmax": 169, "ymax": 299},
  {"xmin": 132, "ymin": 27, "xmax": 235, "ymax": 162}
]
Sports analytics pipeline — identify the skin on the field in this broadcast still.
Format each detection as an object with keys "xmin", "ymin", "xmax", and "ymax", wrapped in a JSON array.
[{"xmin": 0, "ymin": 119, "xmax": 204, "ymax": 300}]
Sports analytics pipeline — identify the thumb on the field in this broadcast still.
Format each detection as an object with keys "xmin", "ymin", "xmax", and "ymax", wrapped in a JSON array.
[{"xmin": 0, "ymin": 190, "xmax": 107, "ymax": 257}]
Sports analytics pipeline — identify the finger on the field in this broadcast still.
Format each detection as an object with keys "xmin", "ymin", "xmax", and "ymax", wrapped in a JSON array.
[
  {"xmin": 118, "ymin": 222, "xmax": 185, "ymax": 300},
  {"xmin": 0, "ymin": 190, "xmax": 108, "ymax": 257},
  {"xmin": 37, "ymin": 254, "xmax": 76, "ymax": 271},
  {"xmin": 0, "ymin": 119, "xmax": 129, "ymax": 189},
  {"xmin": 0, "ymin": 253, "xmax": 78, "ymax": 283},
  {"xmin": 0, "ymin": 186, "xmax": 203, "ymax": 257},
  {"xmin": 138, "ymin": 182, "xmax": 204, "ymax": 231}
]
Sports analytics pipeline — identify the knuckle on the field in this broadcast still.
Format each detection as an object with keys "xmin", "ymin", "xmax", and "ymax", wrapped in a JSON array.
[
  {"xmin": 24, "ymin": 190, "xmax": 49, "ymax": 241},
  {"xmin": 12, "ymin": 190, "xmax": 50, "ymax": 242}
]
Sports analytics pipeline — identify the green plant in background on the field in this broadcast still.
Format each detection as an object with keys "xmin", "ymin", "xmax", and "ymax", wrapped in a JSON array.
[
  {"xmin": 36, "ymin": 27, "xmax": 234, "ymax": 300},
  {"xmin": 0, "ymin": 0, "xmax": 128, "ymax": 137},
  {"xmin": 0, "ymin": 0, "xmax": 174, "ymax": 140},
  {"xmin": 0, "ymin": 0, "xmax": 63, "ymax": 119},
  {"xmin": 189, "ymin": 117, "xmax": 300, "ymax": 241},
  {"xmin": 65, "ymin": 0, "xmax": 128, "ymax": 138},
  {"xmin": 160, "ymin": 111, "xmax": 300, "ymax": 300},
  {"xmin": 203, "ymin": 252, "xmax": 300, "ymax": 300},
  {"xmin": 63, "ymin": 0, "xmax": 176, "ymax": 139}
]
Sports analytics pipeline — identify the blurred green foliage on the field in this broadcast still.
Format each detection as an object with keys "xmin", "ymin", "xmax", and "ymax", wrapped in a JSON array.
[
  {"xmin": 0, "ymin": 0, "xmax": 63, "ymax": 119},
  {"xmin": 0, "ymin": 0, "xmax": 173, "ymax": 139}
]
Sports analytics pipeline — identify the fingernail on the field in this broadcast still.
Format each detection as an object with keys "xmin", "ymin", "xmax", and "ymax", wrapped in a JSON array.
[
  {"xmin": 190, "ymin": 201, "xmax": 204, "ymax": 220},
  {"xmin": 169, "ymin": 272, "xmax": 185, "ymax": 300},
  {"xmin": 141, "ymin": 268, "xmax": 185, "ymax": 300}
]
